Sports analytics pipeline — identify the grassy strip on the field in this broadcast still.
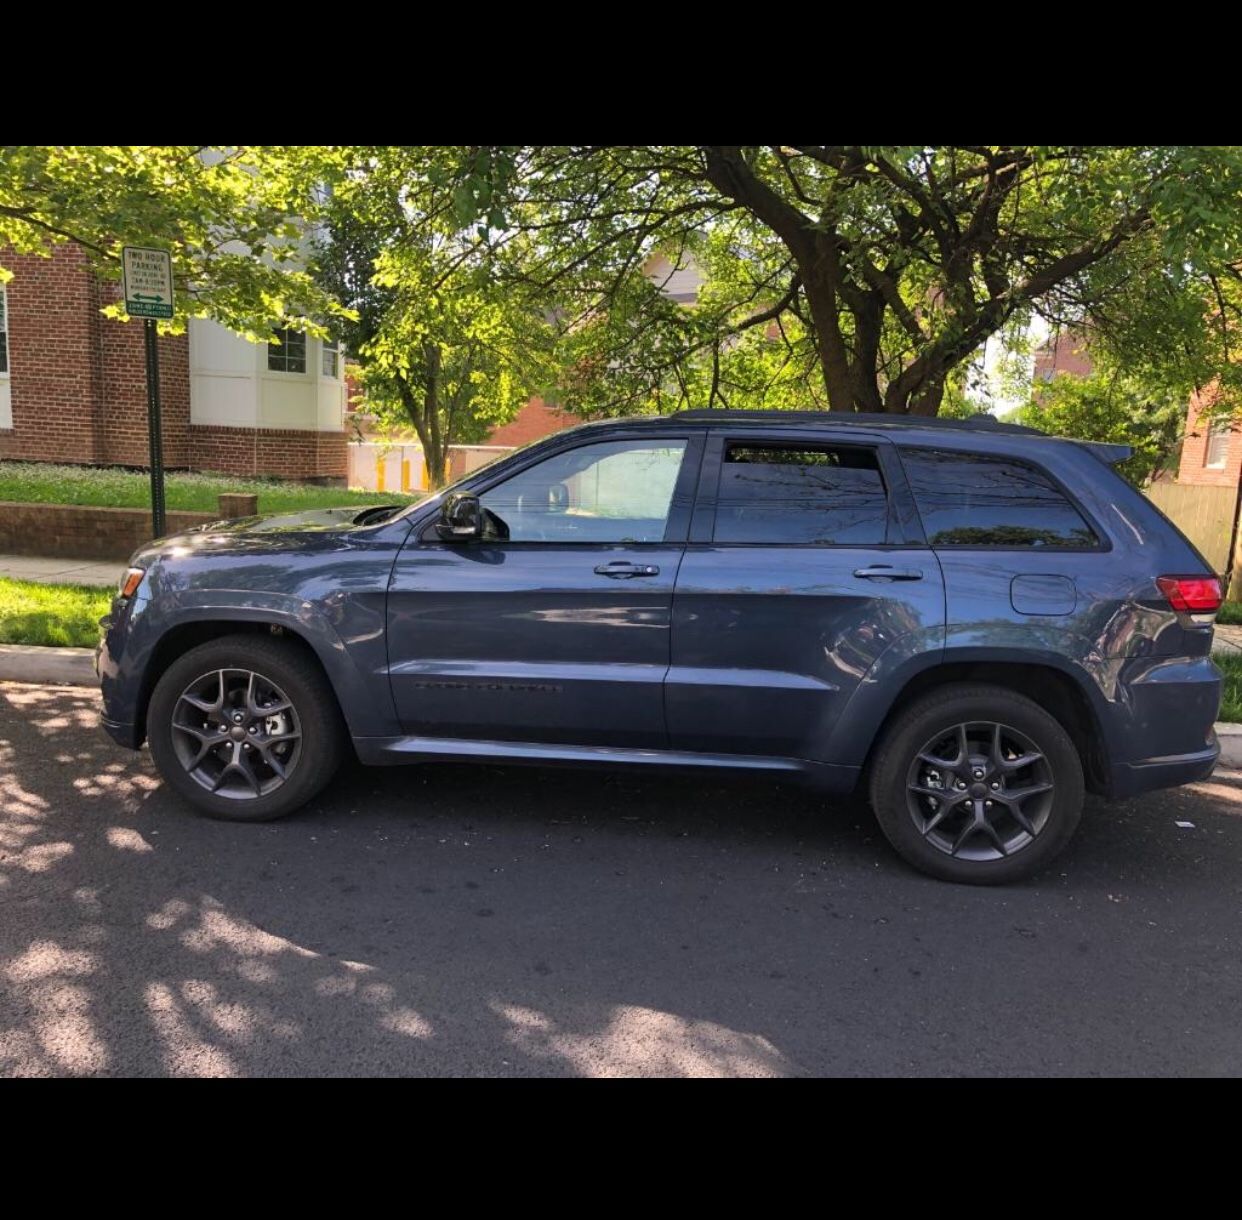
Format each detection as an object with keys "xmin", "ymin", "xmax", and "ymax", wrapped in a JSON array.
[
  {"xmin": 0, "ymin": 578, "xmax": 113, "ymax": 648},
  {"xmin": 1215, "ymin": 652, "xmax": 1242, "ymax": 724},
  {"xmin": 0, "ymin": 461, "xmax": 421, "ymax": 514},
  {"xmin": 1216, "ymin": 601, "xmax": 1242, "ymax": 626}
]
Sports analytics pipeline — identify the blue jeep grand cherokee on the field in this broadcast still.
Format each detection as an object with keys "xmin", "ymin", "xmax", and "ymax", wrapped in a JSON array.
[{"xmin": 97, "ymin": 411, "xmax": 1223, "ymax": 884}]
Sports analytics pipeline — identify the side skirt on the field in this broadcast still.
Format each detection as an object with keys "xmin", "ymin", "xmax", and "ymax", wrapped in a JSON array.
[{"xmin": 352, "ymin": 734, "xmax": 860, "ymax": 793}]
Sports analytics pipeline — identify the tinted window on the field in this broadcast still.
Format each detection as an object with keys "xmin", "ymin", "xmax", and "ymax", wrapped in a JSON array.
[
  {"xmin": 901, "ymin": 447, "xmax": 1098, "ymax": 549},
  {"xmin": 481, "ymin": 439, "xmax": 687, "ymax": 543},
  {"xmin": 714, "ymin": 444, "xmax": 889, "ymax": 545}
]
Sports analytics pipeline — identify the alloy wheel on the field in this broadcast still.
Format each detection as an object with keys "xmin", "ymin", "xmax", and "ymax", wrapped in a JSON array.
[
  {"xmin": 905, "ymin": 721, "xmax": 1055, "ymax": 862},
  {"xmin": 170, "ymin": 668, "xmax": 302, "ymax": 800}
]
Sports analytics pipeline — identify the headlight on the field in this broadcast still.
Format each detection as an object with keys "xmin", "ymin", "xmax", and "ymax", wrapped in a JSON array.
[{"xmin": 118, "ymin": 567, "xmax": 145, "ymax": 598}]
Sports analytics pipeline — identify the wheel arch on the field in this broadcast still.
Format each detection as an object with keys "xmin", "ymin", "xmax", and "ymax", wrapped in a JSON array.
[
  {"xmin": 133, "ymin": 604, "xmax": 395, "ymax": 745},
  {"xmin": 850, "ymin": 654, "xmax": 1112, "ymax": 795}
]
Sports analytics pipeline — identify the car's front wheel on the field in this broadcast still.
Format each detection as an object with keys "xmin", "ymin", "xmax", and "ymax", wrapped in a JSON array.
[
  {"xmin": 868, "ymin": 684, "xmax": 1085, "ymax": 885},
  {"xmin": 147, "ymin": 633, "xmax": 345, "ymax": 822}
]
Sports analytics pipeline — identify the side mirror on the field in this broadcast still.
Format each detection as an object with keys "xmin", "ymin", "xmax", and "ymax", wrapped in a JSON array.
[{"xmin": 436, "ymin": 491, "xmax": 484, "ymax": 541}]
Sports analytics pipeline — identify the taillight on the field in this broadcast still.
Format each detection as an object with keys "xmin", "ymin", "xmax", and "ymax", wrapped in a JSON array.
[{"xmin": 1157, "ymin": 575, "xmax": 1222, "ymax": 614}]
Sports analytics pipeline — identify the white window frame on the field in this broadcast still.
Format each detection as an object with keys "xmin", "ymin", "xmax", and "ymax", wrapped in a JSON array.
[
  {"xmin": 267, "ymin": 325, "xmax": 307, "ymax": 375},
  {"xmin": 1205, "ymin": 419, "xmax": 1230, "ymax": 469},
  {"xmin": 321, "ymin": 335, "xmax": 340, "ymax": 379}
]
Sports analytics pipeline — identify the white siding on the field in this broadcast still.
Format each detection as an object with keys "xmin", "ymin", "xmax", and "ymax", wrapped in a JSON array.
[
  {"xmin": 189, "ymin": 318, "xmax": 343, "ymax": 432},
  {"xmin": 644, "ymin": 253, "xmax": 703, "ymax": 303}
]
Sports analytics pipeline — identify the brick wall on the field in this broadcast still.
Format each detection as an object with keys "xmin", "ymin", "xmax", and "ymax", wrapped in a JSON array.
[
  {"xmin": 0, "ymin": 243, "xmax": 343, "ymax": 483},
  {"xmin": 486, "ymin": 397, "xmax": 578, "ymax": 447},
  {"xmin": 97, "ymin": 279, "xmax": 190, "ymax": 467},
  {"xmin": 1033, "ymin": 331, "xmax": 1093, "ymax": 383},
  {"xmin": 0, "ymin": 246, "xmax": 105, "ymax": 463},
  {"xmin": 1176, "ymin": 384, "xmax": 1242, "ymax": 488},
  {"xmin": 190, "ymin": 424, "xmax": 347, "ymax": 483},
  {"xmin": 0, "ymin": 501, "xmax": 215, "ymax": 562},
  {"xmin": 0, "ymin": 245, "xmax": 190, "ymax": 467}
]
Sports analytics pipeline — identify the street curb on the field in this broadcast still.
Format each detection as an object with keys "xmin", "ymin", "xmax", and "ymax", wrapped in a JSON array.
[
  {"xmin": 1216, "ymin": 722, "xmax": 1242, "ymax": 768},
  {"xmin": 0, "ymin": 644, "xmax": 96, "ymax": 687}
]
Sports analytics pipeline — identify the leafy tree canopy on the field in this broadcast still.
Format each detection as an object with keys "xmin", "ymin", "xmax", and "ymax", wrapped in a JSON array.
[
  {"xmin": 1010, "ymin": 361, "xmax": 1186, "ymax": 485},
  {"xmin": 408, "ymin": 145, "xmax": 1242, "ymax": 418},
  {"xmin": 312, "ymin": 149, "xmax": 555, "ymax": 487},
  {"xmin": 0, "ymin": 146, "xmax": 348, "ymax": 339}
]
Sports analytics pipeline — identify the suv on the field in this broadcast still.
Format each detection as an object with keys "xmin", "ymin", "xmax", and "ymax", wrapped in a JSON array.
[{"xmin": 97, "ymin": 412, "xmax": 1223, "ymax": 884}]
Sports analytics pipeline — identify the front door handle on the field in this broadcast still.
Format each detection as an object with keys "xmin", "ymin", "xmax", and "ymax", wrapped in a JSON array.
[
  {"xmin": 853, "ymin": 565, "xmax": 924, "ymax": 582},
  {"xmin": 594, "ymin": 561, "xmax": 660, "ymax": 579}
]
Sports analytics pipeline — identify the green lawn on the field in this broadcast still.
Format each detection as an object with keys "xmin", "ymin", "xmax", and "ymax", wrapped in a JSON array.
[
  {"xmin": 0, "ymin": 461, "xmax": 422, "ymax": 514},
  {"xmin": 1215, "ymin": 652, "xmax": 1242, "ymax": 724},
  {"xmin": 1216, "ymin": 601, "xmax": 1242, "ymax": 626},
  {"xmin": 0, "ymin": 578, "xmax": 113, "ymax": 648}
]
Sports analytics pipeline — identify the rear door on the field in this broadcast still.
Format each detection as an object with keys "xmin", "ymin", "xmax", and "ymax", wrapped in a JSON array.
[{"xmin": 666, "ymin": 429, "xmax": 945, "ymax": 761}]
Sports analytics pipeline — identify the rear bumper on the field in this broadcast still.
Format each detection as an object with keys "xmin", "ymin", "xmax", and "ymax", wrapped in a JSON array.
[{"xmin": 1109, "ymin": 738, "xmax": 1219, "ymax": 799}]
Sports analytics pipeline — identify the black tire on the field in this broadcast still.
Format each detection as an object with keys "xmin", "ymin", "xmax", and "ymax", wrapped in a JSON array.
[
  {"xmin": 868, "ymin": 683, "xmax": 1084, "ymax": 885},
  {"xmin": 147, "ymin": 633, "xmax": 345, "ymax": 822}
]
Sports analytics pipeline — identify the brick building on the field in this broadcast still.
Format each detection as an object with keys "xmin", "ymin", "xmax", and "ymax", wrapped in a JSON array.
[
  {"xmin": 0, "ymin": 245, "xmax": 348, "ymax": 482},
  {"xmin": 1175, "ymin": 384, "xmax": 1242, "ymax": 488},
  {"xmin": 485, "ymin": 397, "xmax": 577, "ymax": 447},
  {"xmin": 1032, "ymin": 330, "xmax": 1093, "ymax": 383}
]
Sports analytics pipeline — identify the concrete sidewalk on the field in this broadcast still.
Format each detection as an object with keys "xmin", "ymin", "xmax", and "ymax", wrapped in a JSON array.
[
  {"xmin": 1213, "ymin": 622, "xmax": 1242, "ymax": 654},
  {"xmin": 0, "ymin": 554, "xmax": 119, "ymax": 587}
]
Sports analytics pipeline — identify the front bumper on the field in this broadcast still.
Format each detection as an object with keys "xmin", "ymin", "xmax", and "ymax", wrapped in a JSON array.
[{"xmin": 101, "ymin": 714, "xmax": 142, "ymax": 749}]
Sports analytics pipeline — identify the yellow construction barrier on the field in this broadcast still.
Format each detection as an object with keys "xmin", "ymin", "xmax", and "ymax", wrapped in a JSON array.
[
  {"xmin": 376, "ymin": 457, "xmax": 386, "ymax": 493},
  {"xmin": 401, "ymin": 458, "xmax": 411, "ymax": 492}
]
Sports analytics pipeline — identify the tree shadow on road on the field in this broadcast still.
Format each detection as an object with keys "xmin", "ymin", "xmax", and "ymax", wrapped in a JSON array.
[{"xmin": 3, "ymin": 683, "xmax": 1240, "ymax": 1078}]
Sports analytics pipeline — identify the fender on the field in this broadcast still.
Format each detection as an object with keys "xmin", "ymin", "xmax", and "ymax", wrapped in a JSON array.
[
  {"xmin": 103, "ymin": 584, "xmax": 401, "ymax": 743},
  {"xmin": 823, "ymin": 638, "xmax": 1120, "ymax": 769}
]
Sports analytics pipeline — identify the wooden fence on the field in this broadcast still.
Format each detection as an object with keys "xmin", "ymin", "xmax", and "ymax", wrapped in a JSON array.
[{"xmin": 1144, "ymin": 481, "xmax": 1241, "ymax": 596}]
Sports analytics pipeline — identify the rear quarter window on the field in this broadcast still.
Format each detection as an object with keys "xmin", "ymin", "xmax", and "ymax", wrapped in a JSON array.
[{"xmin": 900, "ymin": 447, "xmax": 1100, "ymax": 549}]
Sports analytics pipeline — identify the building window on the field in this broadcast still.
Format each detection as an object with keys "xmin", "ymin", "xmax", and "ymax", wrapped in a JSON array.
[
  {"xmin": 267, "ymin": 326, "xmax": 306, "ymax": 374},
  {"xmin": 0, "ymin": 286, "xmax": 8, "ymax": 375},
  {"xmin": 321, "ymin": 336, "xmax": 339, "ymax": 378},
  {"xmin": 1205, "ymin": 420, "xmax": 1230, "ymax": 469}
]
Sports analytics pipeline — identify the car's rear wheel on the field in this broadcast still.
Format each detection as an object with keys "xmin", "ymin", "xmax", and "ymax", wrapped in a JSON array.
[
  {"xmin": 147, "ymin": 634, "xmax": 344, "ymax": 822},
  {"xmin": 868, "ymin": 684, "xmax": 1084, "ymax": 884}
]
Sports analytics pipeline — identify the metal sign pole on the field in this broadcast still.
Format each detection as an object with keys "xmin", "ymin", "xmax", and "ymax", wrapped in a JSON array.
[
  {"xmin": 144, "ymin": 318, "xmax": 166, "ymax": 538},
  {"xmin": 122, "ymin": 247, "xmax": 174, "ymax": 539}
]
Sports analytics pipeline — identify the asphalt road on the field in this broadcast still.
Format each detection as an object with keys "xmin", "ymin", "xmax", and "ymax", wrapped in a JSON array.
[{"xmin": 1, "ymin": 682, "xmax": 1240, "ymax": 1077}]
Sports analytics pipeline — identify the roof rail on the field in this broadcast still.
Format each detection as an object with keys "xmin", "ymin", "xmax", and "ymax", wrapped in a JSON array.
[{"xmin": 666, "ymin": 409, "xmax": 1044, "ymax": 436}]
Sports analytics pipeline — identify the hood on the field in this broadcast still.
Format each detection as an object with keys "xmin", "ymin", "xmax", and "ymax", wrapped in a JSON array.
[
  {"xmin": 186, "ymin": 504, "xmax": 402, "ymax": 535},
  {"xmin": 126, "ymin": 503, "xmax": 410, "ymax": 570}
]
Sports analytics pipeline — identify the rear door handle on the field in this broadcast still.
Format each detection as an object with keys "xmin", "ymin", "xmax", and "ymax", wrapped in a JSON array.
[
  {"xmin": 594, "ymin": 561, "xmax": 660, "ymax": 579},
  {"xmin": 853, "ymin": 565, "xmax": 924, "ymax": 581}
]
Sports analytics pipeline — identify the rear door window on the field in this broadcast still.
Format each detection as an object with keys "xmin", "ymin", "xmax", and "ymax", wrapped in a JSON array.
[
  {"xmin": 900, "ymin": 447, "xmax": 1099, "ymax": 549},
  {"xmin": 713, "ymin": 443, "xmax": 890, "ymax": 545}
]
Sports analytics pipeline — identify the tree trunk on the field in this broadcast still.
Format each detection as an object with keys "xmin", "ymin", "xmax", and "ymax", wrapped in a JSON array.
[
  {"xmin": 395, "ymin": 368, "xmax": 449, "ymax": 491},
  {"xmin": 799, "ymin": 263, "xmax": 856, "ymax": 412}
]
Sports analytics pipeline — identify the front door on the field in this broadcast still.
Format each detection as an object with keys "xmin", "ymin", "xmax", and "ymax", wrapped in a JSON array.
[
  {"xmin": 667, "ymin": 431, "xmax": 946, "ymax": 761},
  {"xmin": 387, "ymin": 434, "xmax": 701, "ymax": 748}
]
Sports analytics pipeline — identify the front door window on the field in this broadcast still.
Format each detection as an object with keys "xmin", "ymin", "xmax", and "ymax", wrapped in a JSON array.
[{"xmin": 481, "ymin": 439, "xmax": 688, "ymax": 543}]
